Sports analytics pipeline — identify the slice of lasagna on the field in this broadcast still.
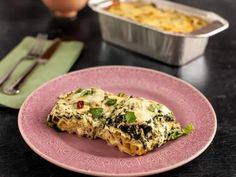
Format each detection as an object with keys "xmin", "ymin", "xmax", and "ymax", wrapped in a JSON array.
[{"xmin": 47, "ymin": 88, "xmax": 192, "ymax": 156}]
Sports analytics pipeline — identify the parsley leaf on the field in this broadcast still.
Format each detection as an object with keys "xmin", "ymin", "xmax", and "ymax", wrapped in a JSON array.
[
  {"xmin": 105, "ymin": 99, "xmax": 117, "ymax": 106},
  {"xmin": 182, "ymin": 123, "xmax": 193, "ymax": 135},
  {"xmin": 125, "ymin": 112, "xmax": 136, "ymax": 123},
  {"xmin": 89, "ymin": 108, "xmax": 103, "ymax": 118},
  {"xmin": 81, "ymin": 89, "xmax": 94, "ymax": 96},
  {"xmin": 169, "ymin": 123, "xmax": 193, "ymax": 140},
  {"xmin": 75, "ymin": 88, "xmax": 83, "ymax": 94}
]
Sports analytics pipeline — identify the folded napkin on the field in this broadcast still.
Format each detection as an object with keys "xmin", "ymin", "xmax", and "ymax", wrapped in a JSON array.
[{"xmin": 0, "ymin": 36, "xmax": 83, "ymax": 109}]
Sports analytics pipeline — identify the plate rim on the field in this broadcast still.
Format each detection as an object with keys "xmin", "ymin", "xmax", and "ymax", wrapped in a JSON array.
[{"xmin": 18, "ymin": 65, "xmax": 217, "ymax": 176}]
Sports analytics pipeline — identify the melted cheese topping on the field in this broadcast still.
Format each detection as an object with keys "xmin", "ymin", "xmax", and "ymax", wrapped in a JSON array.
[
  {"xmin": 106, "ymin": 2, "xmax": 208, "ymax": 33},
  {"xmin": 47, "ymin": 87, "xmax": 186, "ymax": 156},
  {"xmin": 125, "ymin": 98, "xmax": 155, "ymax": 123}
]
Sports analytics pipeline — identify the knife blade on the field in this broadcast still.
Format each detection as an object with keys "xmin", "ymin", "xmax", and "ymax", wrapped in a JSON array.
[{"xmin": 42, "ymin": 38, "xmax": 61, "ymax": 59}]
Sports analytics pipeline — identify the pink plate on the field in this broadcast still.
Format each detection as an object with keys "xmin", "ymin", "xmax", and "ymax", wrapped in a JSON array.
[{"xmin": 18, "ymin": 66, "xmax": 217, "ymax": 176}]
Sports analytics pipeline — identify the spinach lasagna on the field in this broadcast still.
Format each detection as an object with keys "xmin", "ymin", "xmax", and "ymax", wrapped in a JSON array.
[
  {"xmin": 106, "ymin": 2, "xmax": 208, "ymax": 34},
  {"xmin": 47, "ymin": 88, "xmax": 192, "ymax": 156}
]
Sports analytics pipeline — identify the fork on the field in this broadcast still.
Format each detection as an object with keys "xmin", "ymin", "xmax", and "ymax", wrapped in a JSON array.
[
  {"xmin": 2, "ymin": 38, "xmax": 61, "ymax": 95},
  {"xmin": 0, "ymin": 34, "xmax": 48, "ymax": 87}
]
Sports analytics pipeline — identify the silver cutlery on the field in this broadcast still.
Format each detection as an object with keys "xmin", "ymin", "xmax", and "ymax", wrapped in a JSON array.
[
  {"xmin": 2, "ymin": 38, "xmax": 61, "ymax": 95},
  {"xmin": 0, "ymin": 33, "xmax": 48, "ymax": 87}
]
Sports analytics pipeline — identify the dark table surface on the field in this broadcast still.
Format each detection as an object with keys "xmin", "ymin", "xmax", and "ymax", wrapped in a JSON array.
[{"xmin": 0, "ymin": 0, "xmax": 235, "ymax": 177}]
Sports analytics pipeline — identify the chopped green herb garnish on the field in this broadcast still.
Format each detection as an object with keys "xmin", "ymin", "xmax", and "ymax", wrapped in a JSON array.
[
  {"xmin": 89, "ymin": 108, "xmax": 103, "ymax": 118},
  {"xmin": 125, "ymin": 112, "xmax": 136, "ymax": 123},
  {"xmin": 117, "ymin": 92, "xmax": 126, "ymax": 97},
  {"xmin": 75, "ymin": 88, "xmax": 83, "ymax": 94},
  {"xmin": 169, "ymin": 123, "xmax": 193, "ymax": 140},
  {"xmin": 182, "ymin": 123, "xmax": 193, "ymax": 135},
  {"xmin": 47, "ymin": 121, "xmax": 63, "ymax": 132},
  {"xmin": 105, "ymin": 99, "xmax": 117, "ymax": 106},
  {"xmin": 170, "ymin": 131, "xmax": 181, "ymax": 140},
  {"xmin": 81, "ymin": 89, "xmax": 94, "ymax": 96}
]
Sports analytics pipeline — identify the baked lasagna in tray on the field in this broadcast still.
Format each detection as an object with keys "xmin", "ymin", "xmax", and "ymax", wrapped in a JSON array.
[
  {"xmin": 106, "ymin": 2, "xmax": 208, "ymax": 34},
  {"xmin": 47, "ymin": 88, "xmax": 192, "ymax": 156}
]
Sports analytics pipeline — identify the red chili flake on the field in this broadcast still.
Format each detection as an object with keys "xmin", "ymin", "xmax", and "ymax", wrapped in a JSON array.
[{"xmin": 77, "ymin": 101, "xmax": 84, "ymax": 109}]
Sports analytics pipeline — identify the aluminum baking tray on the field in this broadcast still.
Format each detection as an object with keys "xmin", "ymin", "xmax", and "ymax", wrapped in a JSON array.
[{"xmin": 88, "ymin": 0, "xmax": 229, "ymax": 66}]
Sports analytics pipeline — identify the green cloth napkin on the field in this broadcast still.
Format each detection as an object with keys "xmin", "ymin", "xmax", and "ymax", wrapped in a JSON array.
[{"xmin": 0, "ymin": 36, "xmax": 84, "ymax": 109}]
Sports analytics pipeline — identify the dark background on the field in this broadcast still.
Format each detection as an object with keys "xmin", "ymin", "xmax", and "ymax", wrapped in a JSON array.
[{"xmin": 0, "ymin": 0, "xmax": 235, "ymax": 177}]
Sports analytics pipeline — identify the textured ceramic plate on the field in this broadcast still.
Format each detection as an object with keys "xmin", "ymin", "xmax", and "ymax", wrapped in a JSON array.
[{"xmin": 18, "ymin": 66, "xmax": 217, "ymax": 176}]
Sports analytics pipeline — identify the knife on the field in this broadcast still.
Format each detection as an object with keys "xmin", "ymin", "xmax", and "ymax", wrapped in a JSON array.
[
  {"xmin": 40, "ymin": 38, "xmax": 61, "ymax": 63},
  {"xmin": 2, "ymin": 38, "xmax": 61, "ymax": 95}
]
